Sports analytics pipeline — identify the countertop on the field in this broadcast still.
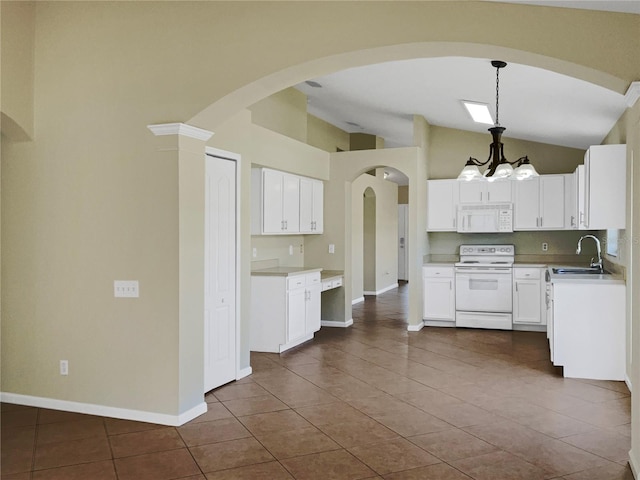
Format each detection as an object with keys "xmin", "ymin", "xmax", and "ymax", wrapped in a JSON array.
[
  {"xmin": 251, "ymin": 266, "xmax": 323, "ymax": 277},
  {"xmin": 321, "ymin": 270, "xmax": 344, "ymax": 281},
  {"xmin": 547, "ymin": 266, "xmax": 625, "ymax": 285}
]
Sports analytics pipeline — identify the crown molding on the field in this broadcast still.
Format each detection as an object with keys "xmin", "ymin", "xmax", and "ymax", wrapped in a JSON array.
[
  {"xmin": 624, "ymin": 81, "xmax": 640, "ymax": 108},
  {"xmin": 147, "ymin": 123, "xmax": 214, "ymax": 141}
]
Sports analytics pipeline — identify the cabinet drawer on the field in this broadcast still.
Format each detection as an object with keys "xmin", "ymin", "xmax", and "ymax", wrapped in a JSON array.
[
  {"xmin": 321, "ymin": 281, "xmax": 332, "ymax": 292},
  {"xmin": 423, "ymin": 266, "xmax": 454, "ymax": 278},
  {"xmin": 287, "ymin": 275, "xmax": 306, "ymax": 290},
  {"xmin": 305, "ymin": 272, "xmax": 321, "ymax": 286},
  {"xmin": 331, "ymin": 277, "xmax": 343, "ymax": 288},
  {"xmin": 514, "ymin": 268, "xmax": 541, "ymax": 280}
]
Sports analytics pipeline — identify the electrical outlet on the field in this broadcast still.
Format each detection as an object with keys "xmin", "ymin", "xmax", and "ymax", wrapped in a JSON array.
[
  {"xmin": 60, "ymin": 360, "xmax": 69, "ymax": 376},
  {"xmin": 542, "ymin": 242, "xmax": 549, "ymax": 252},
  {"xmin": 328, "ymin": 244, "xmax": 335, "ymax": 254},
  {"xmin": 252, "ymin": 247, "xmax": 257, "ymax": 258},
  {"xmin": 299, "ymin": 244, "xmax": 304, "ymax": 254},
  {"xmin": 289, "ymin": 245, "xmax": 293, "ymax": 255},
  {"xmin": 114, "ymin": 280, "xmax": 139, "ymax": 298}
]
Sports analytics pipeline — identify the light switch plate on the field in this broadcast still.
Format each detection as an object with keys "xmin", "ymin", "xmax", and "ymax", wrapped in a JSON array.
[
  {"xmin": 328, "ymin": 244, "xmax": 335, "ymax": 254},
  {"xmin": 114, "ymin": 280, "xmax": 139, "ymax": 298}
]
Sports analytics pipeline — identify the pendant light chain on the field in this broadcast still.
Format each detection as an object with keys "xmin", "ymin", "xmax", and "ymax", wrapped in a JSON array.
[{"xmin": 495, "ymin": 65, "xmax": 500, "ymax": 127}]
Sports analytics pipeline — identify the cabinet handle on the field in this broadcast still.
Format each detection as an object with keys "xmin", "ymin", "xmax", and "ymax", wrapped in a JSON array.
[
  {"xmin": 579, "ymin": 212, "xmax": 584, "ymax": 226},
  {"xmin": 487, "ymin": 192, "xmax": 490, "ymax": 202},
  {"xmin": 449, "ymin": 280, "xmax": 452, "ymax": 290},
  {"xmin": 284, "ymin": 220, "xmax": 288, "ymax": 230},
  {"xmin": 515, "ymin": 283, "xmax": 518, "ymax": 292},
  {"xmin": 480, "ymin": 192, "xmax": 483, "ymax": 202},
  {"xmin": 571, "ymin": 215, "xmax": 575, "ymax": 227}
]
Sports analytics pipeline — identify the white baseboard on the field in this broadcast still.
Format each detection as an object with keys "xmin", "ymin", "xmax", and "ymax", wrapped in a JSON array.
[
  {"xmin": 237, "ymin": 366, "xmax": 253, "ymax": 380},
  {"xmin": 364, "ymin": 283, "xmax": 399, "ymax": 296},
  {"xmin": 629, "ymin": 449, "xmax": 639, "ymax": 478},
  {"xmin": 321, "ymin": 319, "xmax": 354, "ymax": 328},
  {"xmin": 625, "ymin": 374, "xmax": 633, "ymax": 393},
  {"xmin": 0, "ymin": 392, "xmax": 207, "ymax": 427},
  {"xmin": 407, "ymin": 321, "xmax": 425, "ymax": 332},
  {"xmin": 352, "ymin": 296, "xmax": 365, "ymax": 305}
]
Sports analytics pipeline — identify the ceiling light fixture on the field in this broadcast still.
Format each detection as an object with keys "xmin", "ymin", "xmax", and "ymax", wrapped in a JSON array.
[{"xmin": 457, "ymin": 60, "xmax": 539, "ymax": 182}]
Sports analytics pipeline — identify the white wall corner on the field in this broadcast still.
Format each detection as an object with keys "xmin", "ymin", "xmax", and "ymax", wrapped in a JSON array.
[
  {"xmin": 407, "ymin": 321, "xmax": 425, "ymax": 332},
  {"xmin": 321, "ymin": 319, "xmax": 354, "ymax": 328},
  {"xmin": 147, "ymin": 122, "xmax": 214, "ymax": 141},
  {"xmin": 237, "ymin": 366, "xmax": 253, "ymax": 380},
  {"xmin": 624, "ymin": 81, "xmax": 640, "ymax": 108}
]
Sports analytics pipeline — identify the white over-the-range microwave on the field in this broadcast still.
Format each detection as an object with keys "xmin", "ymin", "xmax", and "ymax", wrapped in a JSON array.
[{"xmin": 457, "ymin": 203, "xmax": 513, "ymax": 233}]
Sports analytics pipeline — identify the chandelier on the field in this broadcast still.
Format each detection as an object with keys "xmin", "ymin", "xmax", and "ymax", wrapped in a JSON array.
[{"xmin": 457, "ymin": 60, "xmax": 539, "ymax": 182}]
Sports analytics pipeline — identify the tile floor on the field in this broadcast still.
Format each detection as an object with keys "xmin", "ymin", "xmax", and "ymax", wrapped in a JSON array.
[{"xmin": 1, "ymin": 283, "xmax": 634, "ymax": 479}]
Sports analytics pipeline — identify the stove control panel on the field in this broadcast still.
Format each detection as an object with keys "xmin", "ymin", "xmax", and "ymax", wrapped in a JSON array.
[{"xmin": 459, "ymin": 245, "xmax": 514, "ymax": 256}]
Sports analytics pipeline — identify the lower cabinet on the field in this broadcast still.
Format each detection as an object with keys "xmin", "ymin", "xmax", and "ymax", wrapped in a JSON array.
[
  {"xmin": 513, "ymin": 267, "xmax": 546, "ymax": 330},
  {"xmin": 251, "ymin": 271, "xmax": 321, "ymax": 353},
  {"xmin": 423, "ymin": 265, "xmax": 455, "ymax": 327}
]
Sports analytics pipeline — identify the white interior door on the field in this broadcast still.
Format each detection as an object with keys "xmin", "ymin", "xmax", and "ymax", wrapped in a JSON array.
[
  {"xmin": 398, "ymin": 204, "xmax": 408, "ymax": 281},
  {"xmin": 204, "ymin": 154, "xmax": 237, "ymax": 393}
]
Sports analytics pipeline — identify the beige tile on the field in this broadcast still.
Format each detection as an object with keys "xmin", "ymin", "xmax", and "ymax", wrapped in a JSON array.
[
  {"xmin": 280, "ymin": 449, "xmax": 374, "ymax": 480},
  {"xmin": 382, "ymin": 462, "xmax": 473, "ymax": 479},
  {"xmin": 104, "ymin": 418, "xmax": 164, "ymax": 436},
  {"xmin": 238, "ymin": 409, "xmax": 312, "ymax": 436},
  {"xmin": 31, "ymin": 460, "xmax": 117, "ymax": 480},
  {"xmin": 349, "ymin": 437, "xmax": 440, "ymax": 475},
  {"xmin": 222, "ymin": 394, "xmax": 289, "ymax": 416},
  {"xmin": 37, "ymin": 409, "xmax": 95, "ymax": 425},
  {"xmin": 255, "ymin": 425, "xmax": 341, "ymax": 459},
  {"xmin": 187, "ymin": 403, "xmax": 234, "ymax": 423},
  {"xmin": 1, "ymin": 425, "xmax": 36, "ymax": 450},
  {"xmin": 213, "ymin": 382, "xmax": 268, "ymax": 401},
  {"xmin": 1, "ymin": 408, "xmax": 39, "ymax": 428},
  {"xmin": 109, "ymin": 427, "xmax": 185, "ymax": 457},
  {"xmin": 178, "ymin": 417, "xmax": 251, "ymax": 447},
  {"xmin": 295, "ymin": 401, "xmax": 370, "ymax": 426},
  {"xmin": 37, "ymin": 418, "xmax": 106, "ymax": 445},
  {"xmin": 114, "ymin": 448, "xmax": 200, "ymax": 480},
  {"xmin": 451, "ymin": 450, "xmax": 547, "ymax": 480},
  {"xmin": 205, "ymin": 461, "xmax": 294, "ymax": 479},
  {"xmin": 561, "ymin": 462, "xmax": 635, "ymax": 480},
  {"xmin": 1, "ymin": 447, "xmax": 33, "ymax": 475},
  {"xmin": 514, "ymin": 411, "xmax": 597, "ymax": 438},
  {"xmin": 374, "ymin": 410, "xmax": 451, "ymax": 437},
  {"xmin": 561, "ymin": 429, "xmax": 631, "ymax": 464},
  {"xmin": 319, "ymin": 418, "xmax": 399, "ymax": 448},
  {"xmin": 408, "ymin": 428, "xmax": 498, "ymax": 462},
  {"xmin": 190, "ymin": 437, "xmax": 274, "ymax": 473},
  {"xmin": 34, "ymin": 436, "xmax": 112, "ymax": 470}
]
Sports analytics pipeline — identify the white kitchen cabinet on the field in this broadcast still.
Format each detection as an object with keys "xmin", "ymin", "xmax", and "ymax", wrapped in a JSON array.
[
  {"xmin": 251, "ymin": 270, "xmax": 322, "ymax": 353},
  {"xmin": 423, "ymin": 265, "xmax": 455, "ymax": 326},
  {"xmin": 580, "ymin": 144, "xmax": 626, "ymax": 230},
  {"xmin": 564, "ymin": 172, "xmax": 578, "ymax": 229},
  {"xmin": 458, "ymin": 180, "xmax": 512, "ymax": 204},
  {"xmin": 427, "ymin": 180, "xmax": 458, "ymax": 231},
  {"xmin": 299, "ymin": 177, "xmax": 324, "ymax": 234},
  {"xmin": 551, "ymin": 278, "xmax": 625, "ymax": 380},
  {"xmin": 514, "ymin": 175, "xmax": 565, "ymax": 230},
  {"xmin": 252, "ymin": 168, "xmax": 300, "ymax": 234},
  {"xmin": 512, "ymin": 267, "xmax": 546, "ymax": 329}
]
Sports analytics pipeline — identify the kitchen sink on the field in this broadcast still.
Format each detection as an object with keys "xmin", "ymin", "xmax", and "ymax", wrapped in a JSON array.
[{"xmin": 552, "ymin": 267, "xmax": 608, "ymax": 275}]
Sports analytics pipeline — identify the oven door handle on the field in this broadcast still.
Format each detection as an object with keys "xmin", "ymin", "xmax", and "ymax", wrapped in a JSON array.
[{"xmin": 455, "ymin": 268, "xmax": 512, "ymax": 274}]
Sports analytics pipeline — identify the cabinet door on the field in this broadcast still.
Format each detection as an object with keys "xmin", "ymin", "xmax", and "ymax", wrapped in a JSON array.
[
  {"xmin": 565, "ymin": 173, "xmax": 578, "ymax": 229},
  {"xmin": 262, "ymin": 170, "xmax": 284, "ymax": 233},
  {"xmin": 540, "ymin": 175, "xmax": 565, "ymax": 229},
  {"xmin": 514, "ymin": 178, "xmax": 540, "ymax": 230},
  {"xmin": 458, "ymin": 182, "xmax": 483, "ymax": 203},
  {"xmin": 427, "ymin": 180, "xmax": 458, "ymax": 231},
  {"xmin": 287, "ymin": 287, "xmax": 306, "ymax": 342},
  {"xmin": 282, "ymin": 173, "xmax": 300, "ymax": 233},
  {"xmin": 513, "ymin": 280, "xmax": 542, "ymax": 324},
  {"xmin": 575, "ymin": 165, "xmax": 587, "ymax": 229},
  {"xmin": 423, "ymin": 277, "xmax": 455, "ymax": 320},
  {"xmin": 486, "ymin": 181, "xmax": 512, "ymax": 203},
  {"xmin": 312, "ymin": 180, "xmax": 324, "ymax": 233},
  {"xmin": 305, "ymin": 283, "xmax": 322, "ymax": 334},
  {"xmin": 586, "ymin": 144, "xmax": 626, "ymax": 229},
  {"xmin": 299, "ymin": 177, "xmax": 314, "ymax": 233}
]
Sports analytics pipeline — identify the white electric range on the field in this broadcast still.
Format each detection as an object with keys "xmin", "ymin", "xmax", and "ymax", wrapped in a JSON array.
[{"xmin": 455, "ymin": 244, "xmax": 514, "ymax": 330}]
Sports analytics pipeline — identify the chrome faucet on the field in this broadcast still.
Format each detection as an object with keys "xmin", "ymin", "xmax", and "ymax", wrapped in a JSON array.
[{"xmin": 576, "ymin": 235, "xmax": 603, "ymax": 272}]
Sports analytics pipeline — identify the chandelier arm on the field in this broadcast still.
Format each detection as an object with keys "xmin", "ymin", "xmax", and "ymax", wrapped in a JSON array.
[{"xmin": 466, "ymin": 156, "xmax": 491, "ymax": 167}]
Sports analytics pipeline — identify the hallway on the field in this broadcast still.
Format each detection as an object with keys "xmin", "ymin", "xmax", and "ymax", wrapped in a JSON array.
[{"xmin": 1, "ymin": 284, "xmax": 633, "ymax": 479}]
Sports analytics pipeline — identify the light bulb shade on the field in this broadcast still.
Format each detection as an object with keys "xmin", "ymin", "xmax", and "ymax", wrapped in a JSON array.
[
  {"xmin": 513, "ymin": 162, "xmax": 539, "ymax": 180},
  {"xmin": 493, "ymin": 162, "xmax": 514, "ymax": 179},
  {"xmin": 457, "ymin": 164, "xmax": 482, "ymax": 181}
]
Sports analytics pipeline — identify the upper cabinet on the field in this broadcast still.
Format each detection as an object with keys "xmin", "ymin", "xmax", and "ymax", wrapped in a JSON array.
[
  {"xmin": 579, "ymin": 144, "xmax": 626, "ymax": 230},
  {"xmin": 458, "ymin": 180, "xmax": 512, "ymax": 204},
  {"xmin": 513, "ymin": 175, "xmax": 566, "ymax": 230},
  {"xmin": 299, "ymin": 177, "xmax": 324, "ymax": 234},
  {"xmin": 252, "ymin": 168, "xmax": 324, "ymax": 235},
  {"xmin": 427, "ymin": 179, "xmax": 458, "ymax": 231}
]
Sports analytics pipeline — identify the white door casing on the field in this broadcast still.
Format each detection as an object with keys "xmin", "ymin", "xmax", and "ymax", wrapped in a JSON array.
[
  {"xmin": 398, "ymin": 204, "xmax": 408, "ymax": 281},
  {"xmin": 204, "ymin": 153, "xmax": 237, "ymax": 393}
]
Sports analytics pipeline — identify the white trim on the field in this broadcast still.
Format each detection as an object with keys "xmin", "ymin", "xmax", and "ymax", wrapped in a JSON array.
[
  {"xmin": 352, "ymin": 296, "xmax": 365, "ymax": 305},
  {"xmin": 321, "ymin": 319, "xmax": 354, "ymax": 328},
  {"xmin": 625, "ymin": 374, "xmax": 633, "ymax": 393},
  {"xmin": 237, "ymin": 367, "xmax": 253, "ymax": 380},
  {"xmin": 629, "ymin": 449, "xmax": 639, "ymax": 478},
  {"xmin": 0, "ymin": 392, "xmax": 207, "ymax": 427},
  {"xmin": 624, "ymin": 81, "xmax": 640, "ymax": 108},
  {"xmin": 148, "ymin": 122, "xmax": 214, "ymax": 141},
  {"xmin": 363, "ymin": 283, "xmax": 399, "ymax": 296},
  {"xmin": 407, "ymin": 321, "xmax": 425, "ymax": 332},
  {"xmin": 279, "ymin": 332, "xmax": 314, "ymax": 353}
]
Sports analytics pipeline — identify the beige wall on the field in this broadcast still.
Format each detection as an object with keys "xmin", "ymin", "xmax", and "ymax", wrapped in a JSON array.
[
  {"xmin": 398, "ymin": 186, "xmax": 409, "ymax": 204},
  {"xmin": 307, "ymin": 114, "xmax": 350, "ymax": 153},
  {"xmin": 352, "ymin": 174, "xmax": 399, "ymax": 300},
  {"xmin": 1, "ymin": 1, "xmax": 35, "ymax": 140},
  {"xmin": 249, "ymin": 88, "xmax": 308, "ymax": 143},
  {"xmin": 2, "ymin": 1, "xmax": 639, "ymax": 446},
  {"xmin": 428, "ymin": 125, "xmax": 585, "ymax": 179}
]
